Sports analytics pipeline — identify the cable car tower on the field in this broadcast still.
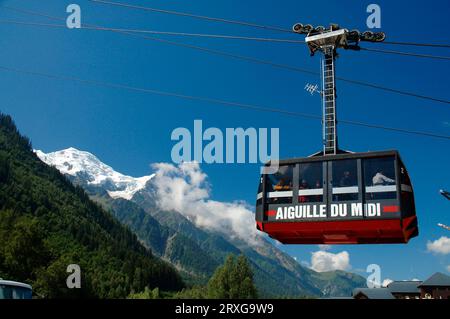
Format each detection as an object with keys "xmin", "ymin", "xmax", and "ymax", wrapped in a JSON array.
[{"xmin": 292, "ymin": 23, "xmax": 385, "ymax": 155}]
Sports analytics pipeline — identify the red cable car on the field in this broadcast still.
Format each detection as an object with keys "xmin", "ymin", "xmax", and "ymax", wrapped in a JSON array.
[
  {"xmin": 255, "ymin": 24, "xmax": 419, "ymax": 244},
  {"xmin": 255, "ymin": 150, "xmax": 418, "ymax": 244}
]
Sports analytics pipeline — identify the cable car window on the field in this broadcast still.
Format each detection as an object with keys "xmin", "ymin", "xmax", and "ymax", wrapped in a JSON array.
[
  {"xmin": 265, "ymin": 165, "xmax": 294, "ymax": 204},
  {"xmin": 332, "ymin": 159, "xmax": 358, "ymax": 201},
  {"xmin": 298, "ymin": 162, "xmax": 323, "ymax": 203},
  {"xmin": 364, "ymin": 157, "xmax": 397, "ymax": 200},
  {"xmin": 399, "ymin": 162, "xmax": 415, "ymax": 217}
]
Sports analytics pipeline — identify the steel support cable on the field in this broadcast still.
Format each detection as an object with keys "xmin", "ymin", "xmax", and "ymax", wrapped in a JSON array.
[
  {"xmin": 0, "ymin": 64, "xmax": 448, "ymax": 140},
  {"xmin": 1, "ymin": 5, "xmax": 449, "ymax": 105}
]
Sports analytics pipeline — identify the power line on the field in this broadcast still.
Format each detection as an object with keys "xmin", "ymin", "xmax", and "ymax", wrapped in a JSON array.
[
  {"xmin": 0, "ymin": 64, "xmax": 448, "ymax": 141},
  {"xmin": 4, "ymin": 19, "xmax": 449, "ymax": 61},
  {"xmin": 88, "ymin": 0, "xmax": 293, "ymax": 34},
  {"xmin": 6, "ymin": 18, "xmax": 450, "ymax": 61},
  {"xmin": 0, "ymin": 5, "xmax": 61, "ymax": 22},
  {"xmin": 0, "ymin": 64, "xmax": 321, "ymax": 121},
  {"xmin": 4, "ymin": 18, "xmax": 450, "ymax": 62},
  {"xmin": 1, "ymin": 5, "xmax": 450, "ymax": 105},
  {"xmin": 335, "ymin": 77, "xmax": 450, "ymax": 105},
  {"xmin": 89, "ymin": 0, "xmax": 450, "ymax": 49},
  {"xmin": 382, "ymin": 41, "xmax": 450, "ymax": 49},
  {"xmin": 360, "ymin": 47, "xmax": 450, "ymax": 61},
  {"xmin": 0, "ymin": 20, "xmax": 305, "ymax": 44},
  {"xmin": 0, "ymin": 5, "xmax": 318, "ymax": 73}
]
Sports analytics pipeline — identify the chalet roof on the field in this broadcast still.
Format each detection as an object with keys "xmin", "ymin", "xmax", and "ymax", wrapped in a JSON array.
[
  {"xmin": 419, "ymin": 272, "xmax": 450, "ymax": 287},
  {"xmin": 387, "ymin": 281, "xmax": 422, "ymax": 294},
  {"xmin": 352, "ymin": 288, "xmax": 395, "ymax": 299}
]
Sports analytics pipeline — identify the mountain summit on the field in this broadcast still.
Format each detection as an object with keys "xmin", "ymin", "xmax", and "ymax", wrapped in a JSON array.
[{"xmin": 35, "ymin": 147, "xmax": 154, "ymax": 200}]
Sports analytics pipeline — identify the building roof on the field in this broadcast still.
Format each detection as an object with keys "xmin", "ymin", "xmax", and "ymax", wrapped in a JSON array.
[
  {"xmin": 353, "ymin": 288, "xmax": 395, "ymax": 299},
  {"xmin": 387, "ymin": 281, "xmax": 422, "ymax": 294},
  {"xmin": 418, "ymin": 272, "xmax": 450, "ymax": 287}
]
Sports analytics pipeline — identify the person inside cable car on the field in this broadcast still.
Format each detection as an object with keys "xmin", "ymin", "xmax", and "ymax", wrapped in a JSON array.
[
  {"xmin": 372, "ymin": 169, "xmax": 395, "ymax": 186},
  {"xmin": 340, "ymin": 170, "xmax": 352, "ymax": 187},
  {"xmin": 369, "ymin": 168, "xmax": 396, "ymax": 200},
  {"xmin": 299, "ymin": 179, "xmax": 310, "ymax": 202},
  {"xmin": 338, "ymin": 170, "xmax": 355, "ymax": 201},
  {"xmin": 314, "ymin": 180, "xmax": 323, "ymax": 202},
  {"xmin": 272, "ymin": 178, "xmax": 292, "ymax": 204},
  {"xmin": 274, "ymin": 178, "xmax": 292, "ymax": 191}
]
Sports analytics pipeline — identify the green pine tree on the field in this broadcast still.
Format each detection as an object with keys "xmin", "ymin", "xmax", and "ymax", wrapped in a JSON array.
[
  {"xmin": 152, "ymin": 287, "xmax": 160, "ymax": 299},
  {"xmin": 207, "ymin": 254, "xmax": 258, "ymax": 299}
]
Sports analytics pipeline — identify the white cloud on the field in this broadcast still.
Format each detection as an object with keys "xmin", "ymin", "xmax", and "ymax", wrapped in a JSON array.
[
  {"xmin": 382, "ymin": 279, "xmax": 393, "ymax": 287},
  {"xmin": 150, "ymin": 162, "xmax": 262, "ymax": 246},
  {"xmin": 318, "ymin": 244, "xmax": 332, "ymax": 251},
  {"xmin": 427, "ymin": 236, "xmax": 450, "ymax": 255},
  {"xmin": 310, "ymin": 250, "xmax": 351, "ymax": 272},
  {"xmin": 446, "ymin": 265, "xmax": 450, "ymax": 273}
]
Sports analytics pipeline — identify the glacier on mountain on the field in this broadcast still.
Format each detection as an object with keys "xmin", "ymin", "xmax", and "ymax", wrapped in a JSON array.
[{"xmin": 35, "ymin": 147, "xmax": 154, "ymax": 200}]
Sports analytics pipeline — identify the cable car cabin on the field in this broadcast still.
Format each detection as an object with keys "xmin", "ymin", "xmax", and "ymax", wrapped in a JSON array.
[{"xmin": 255, "ymin": 150, "xmax": 418, "ymax": 244}]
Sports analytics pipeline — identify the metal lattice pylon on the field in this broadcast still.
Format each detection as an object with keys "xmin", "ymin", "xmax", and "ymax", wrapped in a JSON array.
[
  {"xmin": 321, "ymin": 46, "xmax": 338, "ymax": 155},
  {"xmin": 293, "ymin": 23, "xmax": 386, "ymax": 156}
]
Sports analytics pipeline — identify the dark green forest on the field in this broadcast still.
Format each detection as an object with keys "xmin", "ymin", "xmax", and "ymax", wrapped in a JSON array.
[
  {"xmin": 130, "ymin": 255, "xmax": 258, "ymax": 299},
  {"xmin": 0, "ymin": 113, "xmax": 184, "ymax": 298}
]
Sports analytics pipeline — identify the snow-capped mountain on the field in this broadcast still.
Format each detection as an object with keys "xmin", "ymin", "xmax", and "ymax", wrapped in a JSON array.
[
  {"xmin": 35, "ymin": 147, "xmax": 154, "ymax": 200},
  {"xmin": 34, "ymin": 146, "xmax": 366, "ymax": 297}
]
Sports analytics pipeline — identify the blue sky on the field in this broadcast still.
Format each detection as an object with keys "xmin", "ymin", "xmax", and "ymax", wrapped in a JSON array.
[{"xmin": 0, "ymin": 0, "xmax": 449, "ymax": 282}]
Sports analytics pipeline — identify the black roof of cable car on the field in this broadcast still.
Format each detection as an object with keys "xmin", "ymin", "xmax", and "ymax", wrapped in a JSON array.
[{"xmin": 264, "ymin": 150, "xmax": 401, "ymax": 166}]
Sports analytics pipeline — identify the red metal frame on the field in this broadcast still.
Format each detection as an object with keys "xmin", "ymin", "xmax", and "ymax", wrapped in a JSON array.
[{"xmin": 257, "ymin": 215, "xmax": 418, "ymax": 244}]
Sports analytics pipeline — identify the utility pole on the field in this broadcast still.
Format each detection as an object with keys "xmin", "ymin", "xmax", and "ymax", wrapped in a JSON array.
[
  {"xmin": 293, "ymin": 23, "xmax": 385, "ymax": 155},
  {"xmin": 438, "ymin": 190, "xmax": 450, "ymax": 231},
  {"xmin": 440, "ymin": 189, "xmax": 450, "ymax": 200}
]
